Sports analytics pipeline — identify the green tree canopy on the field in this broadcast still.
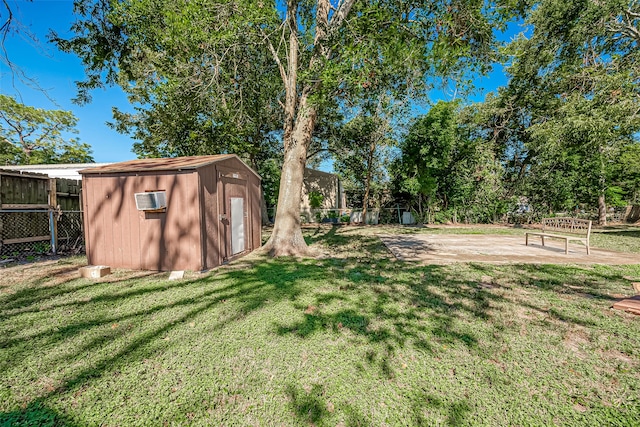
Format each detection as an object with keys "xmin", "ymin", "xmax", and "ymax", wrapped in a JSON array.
[
  {"xmin": 0, "ymin": 95, "xmax": 94, "ymax": 165},
  {"xmin": 54, "ymin": 0, "xmax": 520, "ymax": 253},
  {"xmin": 334, "ymin": 112, "xmax": 394, "ymax": 219},
  {"xmin": 392, "ymin": 100, "xmax": 507, "ymax": 223},
  {"xmin": 467, "ymin": 0, "xmax": 640, "ymax": 222}
]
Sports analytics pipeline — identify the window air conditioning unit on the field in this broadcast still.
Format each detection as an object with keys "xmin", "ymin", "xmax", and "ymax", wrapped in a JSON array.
[{"xmin": 134, "ymin": 191, "xmax": 167, "ymax": 211}]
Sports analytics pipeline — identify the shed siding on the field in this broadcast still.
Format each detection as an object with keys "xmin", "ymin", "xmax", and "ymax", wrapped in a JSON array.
[
  {"xmin": 110, "ymin": 177, "xmax": 125, "ymax": 268},
  {"xmin": 216, "ymin": 156, "xmax": 262, "ymax": 251},
  {"xmin": 120, "ymin": 176, "xmax": 138, "ymax": 268},
  {"xmin": 82, "ymin": 155, "xmax": 260, "ymax": 272},
  {"xmin": 84, "ymin": 172, "xmax": 202, "ymax": 271}
]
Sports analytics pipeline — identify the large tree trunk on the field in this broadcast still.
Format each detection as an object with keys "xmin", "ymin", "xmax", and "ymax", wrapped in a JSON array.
[
  {"xmin": 263, "ymin": 97, "xmax": 317, "ymax": 256},
  {"xmin": 261, "ymin": 0, "xmax": 354, "ymax": 256},
  {"xmin": 598, "ymin": 193, "xmax": 607, "ymax": 226},
  {"xmin": 361, "ymin": 140, "xmax": 375, "ymax": 224}
]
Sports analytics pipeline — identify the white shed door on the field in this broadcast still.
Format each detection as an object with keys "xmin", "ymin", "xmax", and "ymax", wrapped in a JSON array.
[{"xmin": 230, "ymin": 197, "xmax": 245, "ymax": 255}]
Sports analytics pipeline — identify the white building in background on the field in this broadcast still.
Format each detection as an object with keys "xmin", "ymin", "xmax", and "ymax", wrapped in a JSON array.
[
  {"xmin": 299, "ymin": 168, "xmax": 346, "ymax": 222},
  {"xmin": 0, "ymin": 163, "xmax": 112, "ymax": 180}
]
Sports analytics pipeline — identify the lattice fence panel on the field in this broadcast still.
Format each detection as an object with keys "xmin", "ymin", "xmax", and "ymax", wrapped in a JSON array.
[
  {"xmin": 57, "ymin": 211, "xmax": 84, "ymax": 253},
  {"xmin": 0, "ymin": 210, "xmax": 51, "ymax": 257},
  {"xmin": 0, "ymin": 210, "xmax": 85, "ymax": 258}
]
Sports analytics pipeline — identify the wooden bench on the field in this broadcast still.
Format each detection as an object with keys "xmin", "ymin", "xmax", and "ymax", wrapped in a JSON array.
[{"xmin": 525, "ymin": 217, "xmax": 592, "ymax": 254}]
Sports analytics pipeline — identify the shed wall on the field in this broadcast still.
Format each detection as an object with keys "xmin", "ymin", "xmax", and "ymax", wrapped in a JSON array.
[
  {"xmin": 218, "ymin": 156, "xmax": 262, "ymax": 254},
  {"xmin": 199, "ymin": 164, "xmax": 221, "ymax": 269},
  {"xmin": 199, "ymin": 157, "xmax": 261, "ymax": 269},
  {"xmin": 83, "ymin": 171, "xmax": 202, "ymax": 271}
]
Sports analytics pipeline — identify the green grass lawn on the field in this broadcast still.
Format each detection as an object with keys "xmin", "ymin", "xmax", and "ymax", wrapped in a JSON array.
[{"xmin": 1, "ymin": 225, "xmax": 639, "ymax": 426}]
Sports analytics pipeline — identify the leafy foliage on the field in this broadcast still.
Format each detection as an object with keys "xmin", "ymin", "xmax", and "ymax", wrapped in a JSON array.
[
  {"xmin": 616, "ymin": 142, "xmax": 640, "ymax": 204},
  {"xmin": 0, "ymin": 95, "xmax": 93, "ymax": 165},
  {"xmin": 458, "ymin": 0, "xmax": 640, "ymax": 221},
  {"xmin": 392, "ymin": 101, "xmax": 508, "ymax": 223},
  {"xmin": 333, "ymin": 113, "xmax": 394, "ymax": 211},
  {"xmin": 308, "ymin": 191, "xmax": 324, "ymax": 209},
  {"xmin": 53, "ymin": 0, "xmax": 519, "ymax": 253},
  {"xmin": 53, "ymin": 0, "xmax": 283, "ymax": 208}
]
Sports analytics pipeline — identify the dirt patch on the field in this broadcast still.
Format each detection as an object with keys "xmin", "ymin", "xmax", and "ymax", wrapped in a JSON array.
[
  {"xmin": 0, "ymin": 258, "xmax": 84, "ymax": 290},
  {"xmin": 601, "ymin": 350, "xmax": 636, "ymax": 365},
  {"xmin": 379, "ymin": 234, "xmax": 640, "ymax": 265},
  {"xmin": 0, "ymin": 257, "xmax": 164, "ymax": 291}
]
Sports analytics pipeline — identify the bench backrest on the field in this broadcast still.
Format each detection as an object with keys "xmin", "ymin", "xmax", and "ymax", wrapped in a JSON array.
[{"xmin": 542, "ymin": 217, "xmax": 592, "ymax": 236}]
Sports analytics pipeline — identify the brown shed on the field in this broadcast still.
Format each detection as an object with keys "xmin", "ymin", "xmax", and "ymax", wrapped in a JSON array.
[{"xmin": 79, "ymin": 155, "xmax": 261, "ymax": 271}]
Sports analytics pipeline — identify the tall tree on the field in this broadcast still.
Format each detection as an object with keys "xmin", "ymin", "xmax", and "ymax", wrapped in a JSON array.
[
  {"xmin": 55, "ymin": 0, "xmax": 514, "ymax": 255},
  {"xmin": 0, "ymin": 94, "xmax": 93, "ymax": 165},
  {"xmin": 334, "ymin": 110, "xmax": 394, "ymax": 221},
  {"xmin": 499, "ymin": 0, "xmax": 640, "ymax": 224},
  {"xmin": 465, "ymin": 0, "xmax": 640, "ymax": 223},
  {"xmin": 54, "ymin": 0, "xmax": 285, "ymax": 223},
  {"xmin": 393, "ymin": 101, "xmax": 459, "ymax": 219},
  {"xmin": 616, "ymin": 142, "xmax": 640, "ymax": 204},
  {"xmin": 392, "ymin": 100, "xmax": 506, "ymax": 223}
]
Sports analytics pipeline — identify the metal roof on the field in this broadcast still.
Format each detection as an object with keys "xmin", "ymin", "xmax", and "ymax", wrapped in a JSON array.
[
  {"xmin": 79, "ymin": 155, "xmax": 258, "ymax": 177},
  {"xmin": 1, "ymin": 163, "xmax": 112, "ymax": 180}
]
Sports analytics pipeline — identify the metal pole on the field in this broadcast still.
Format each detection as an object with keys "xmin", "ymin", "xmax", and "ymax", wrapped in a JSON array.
[
  {"xmin": 49, "ymin": 178, "xmax": 58, "ymax": 255},
  {"xmin": 49, "ymin": 209, "xmax": 57, "ymax": 255}
]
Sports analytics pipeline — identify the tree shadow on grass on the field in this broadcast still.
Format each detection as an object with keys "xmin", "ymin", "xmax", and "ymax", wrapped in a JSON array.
[
  {"xmin": 468, "ymin": 262, "xmax": 630, "ymax": 301},
  {"xmin": 277, "ymin": 228, "xmax": 638, "ymax": 379},
  {"xmin": 466, "ymin": 262, "xmax": 638, "ymax": 330},
  {"xmin": 410, "ymin": 392, "xmax": 472, "ymax": 427},
  {"xmin": 285, "ymin": 382, "xmax": 372, "ymax": 427},
  {"xmin": 0, "ymin": 400, "xmax": 79, "ymax": 427},
  {"xmin": 0, "ymin": 255, "xmax": 329, "ymax": 417},
  {"xmin": 285, "ymin": 383, "xmax": 327, "ymax": 425},
  {"xmin": 1, "ymin": 226, "xmax": 637, "ymax": 424},
  {"xmin": 0, "ymin": 269, "xmax": 161, "ymax": 315},
  {"xmin": 272, "ymin": 258, "xmax": 503, "ymax": 381},
  {"xmin": 597, "ymin": 226, "xmax": 640, "ymax": 235},
  {"xmin": 304, "ymin": 225, "xmax": 387, "ymax": 259}
]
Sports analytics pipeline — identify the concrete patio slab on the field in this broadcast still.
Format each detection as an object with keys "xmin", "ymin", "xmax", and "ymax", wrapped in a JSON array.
[{"xmin": 379, "ymin": 233, "xmax": 639, "ymax": 264}]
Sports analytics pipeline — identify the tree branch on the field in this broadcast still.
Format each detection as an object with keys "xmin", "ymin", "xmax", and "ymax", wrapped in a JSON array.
[
  {"xmin": 307, "ymin": 146, "xmax": 338, "ymax": 160},
  {"xmin": 261, "ymin": 24, "xmax": 288, "ymax": 87}
]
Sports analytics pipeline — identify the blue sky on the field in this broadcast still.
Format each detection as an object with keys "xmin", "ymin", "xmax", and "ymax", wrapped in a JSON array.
[
  {"xmin": 2, "ymin": 0, "xmax": 137, "ymax": 163},
  {"xmin": 1, "ymin": 0, "xmax": 517, "ymax": 167}
]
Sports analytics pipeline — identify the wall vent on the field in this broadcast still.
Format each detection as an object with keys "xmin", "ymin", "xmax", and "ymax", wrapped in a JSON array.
[{"xmin": 134, "ymin": 191, "xmax": 167, "ymax": 211}]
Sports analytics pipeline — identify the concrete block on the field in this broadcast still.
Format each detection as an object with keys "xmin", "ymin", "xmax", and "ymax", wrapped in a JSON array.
[
  {"xmin": 80, "ymin": 265, "xmax": 111, "ymax": 278},
  {"xmin": 168, "ymin": 270, "xmax": 184, "ymax": 280}
]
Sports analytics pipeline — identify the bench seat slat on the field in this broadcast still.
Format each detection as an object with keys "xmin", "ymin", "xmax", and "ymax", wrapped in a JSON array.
[{"xmin": 525, "ymin": 232, "xmax": 587, "ymax": 242}]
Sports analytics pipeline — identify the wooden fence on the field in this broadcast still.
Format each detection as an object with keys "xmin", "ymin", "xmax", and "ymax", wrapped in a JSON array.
[{"xmin": 0, "ymin": 170, "xmax": 82, "ymax": 257}]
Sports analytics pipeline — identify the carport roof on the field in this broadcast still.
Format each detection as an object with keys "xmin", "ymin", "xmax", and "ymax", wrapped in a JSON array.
[{"xmin": 79, "ymin": 154, "xmax": 259, "ymax": 178}]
